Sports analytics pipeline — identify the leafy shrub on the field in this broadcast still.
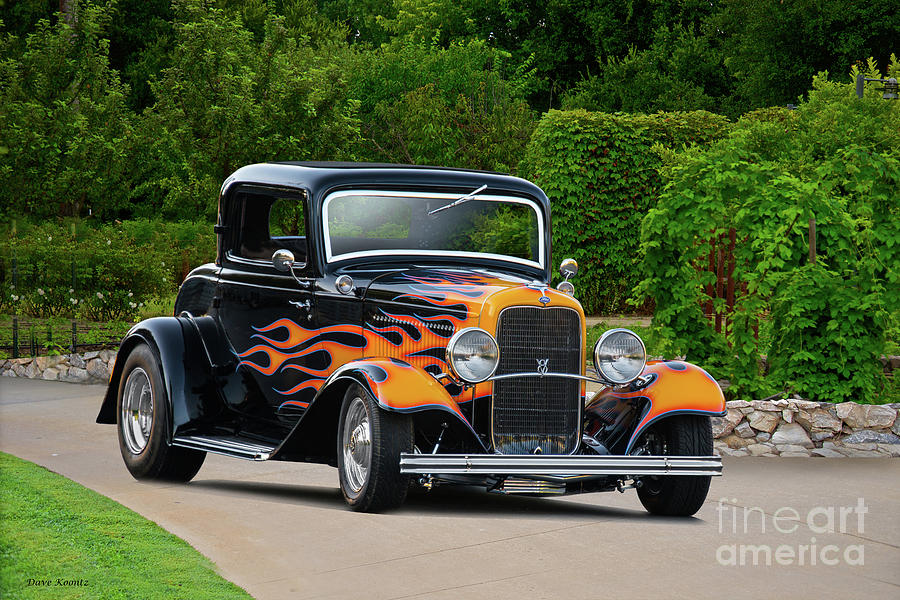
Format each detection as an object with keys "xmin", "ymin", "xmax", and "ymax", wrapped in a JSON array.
[
  {"xmin": 637, "ymin": 59, "xmax": 900, "ymax": 402},
  {"xmin": 1, "ymin": 218, "xmax": 215, "ymax": 321},
  {"xmin": 2, "ymin": 223, "xmax": 167, "ymax": 320},
  {"xmin": 523, "ymin": 109, "xmax": 730, "ymax": 314}
]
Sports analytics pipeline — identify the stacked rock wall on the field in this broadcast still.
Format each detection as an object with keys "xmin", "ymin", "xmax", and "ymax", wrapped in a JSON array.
[
  {"xmin": 2, "ymin": 350, "xmax": 899, "ymax": 458},
  {"xmin": 0, "ymin": 351, "xmax": 116, "ymax": 384},
  {"xmin": 714, "ymin": 399, "xmax": 900, "ymax": 458}
]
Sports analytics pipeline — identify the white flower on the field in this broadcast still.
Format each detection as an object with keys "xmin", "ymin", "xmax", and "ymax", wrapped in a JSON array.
[
  {"xmin": 162, "ymin": 277, "xmax": 167, "ymax": 282},
  {"xmin": 161, "ymin": 261, "xmax": 165, "ymax": 267},
  {"xmin": 138, "ymin": 302, "xmax": 144, "ymax": 307},
  {"xmin": 70, "ymin": 298, "xmax": 77, "ymax": 304},
  {"xmin": 106, "ymin": 239, "xmax": 111, "ymax": 245},
  {"xmin": 11, "ymin": 294, "xmax": 18, "ymax": 301},
  {"xmin": 128, "ymin": 292, "xmax": 133, "ymax": 297},
  {"xmin": 96, "ymin": 292, "xmax": 104, "ymax": 299},
  {"xmin": 129, "ymin": 302, "xmax": 136, "ymax": 308},
  {"xmin": 69, "ymin": 288, "xmax": 74, "ymax": 293},
  {"xmin": 37, "ymin": 288, "xmax": 45, "ymax": 296},
  {"xmin": 47, "ymin": 235, "xmax": 52, "ymax": 242}
]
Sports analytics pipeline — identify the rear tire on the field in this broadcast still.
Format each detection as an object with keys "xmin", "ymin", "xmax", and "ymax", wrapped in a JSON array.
[
  {"xmin": 636, "ymin": 415, "xmax": 712, "ymax": 516},
  {"xmin": 116, "ymin": 344, "xmax": 206, "ymax": 482},
  {"xmin": 337, "ymin": 383, "xmax": 412, "ymax": 512}
]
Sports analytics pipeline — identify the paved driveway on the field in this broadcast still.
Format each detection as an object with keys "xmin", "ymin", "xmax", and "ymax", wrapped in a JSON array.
[{"xmin": 1, "ymin": 377, "xmax": 898, "ymax": 599}]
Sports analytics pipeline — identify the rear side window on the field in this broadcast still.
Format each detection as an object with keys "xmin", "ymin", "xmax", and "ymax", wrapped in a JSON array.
[{"xmin": 232, "ymin": 188, "xmax": 308, "ymax": 265}]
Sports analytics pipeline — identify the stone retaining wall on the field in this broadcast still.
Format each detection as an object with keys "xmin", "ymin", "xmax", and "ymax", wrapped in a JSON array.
[
  {"xmin": 2, "ymin": 350, "xmax": 899, "ymax": 458},
  {"xmin": 0, "ymin": 351, "xmax": 116, "ymax": 384},
  {"xmin": 713, "ymin": 399, "xmax": 900, "ymax": 458}
]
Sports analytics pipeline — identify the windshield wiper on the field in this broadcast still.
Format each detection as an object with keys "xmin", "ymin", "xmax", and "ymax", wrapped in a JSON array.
[{"xmin": 427, "ymin": 184, "xmax": 488, "ymax": 216}]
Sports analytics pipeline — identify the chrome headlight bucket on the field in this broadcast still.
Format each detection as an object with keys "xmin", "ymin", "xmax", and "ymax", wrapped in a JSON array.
[
  {"xmin": 593, "ymin": 328, "xmax": 646, "ymax": 385},
  {"xmin": 446, "ymin": 327, "xmax": 499, "ymax": 384}
]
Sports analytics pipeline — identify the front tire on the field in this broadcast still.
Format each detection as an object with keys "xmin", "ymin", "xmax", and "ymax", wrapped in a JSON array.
[
  {"xmin": 636, "ymin": 415, "xmax": 713, "ymax": 516},
  {"xmin": 337, "ymin": 383, "xmax": 412, "ymax": 512},
  {"xmin": 116, "ymin": 344, "xmax": 205, "ymax": 482}
]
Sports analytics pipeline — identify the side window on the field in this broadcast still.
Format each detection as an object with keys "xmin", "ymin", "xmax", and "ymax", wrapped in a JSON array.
[{"xmin": 233, "ymin": 188, "xmax": 308, "ymax": 267}]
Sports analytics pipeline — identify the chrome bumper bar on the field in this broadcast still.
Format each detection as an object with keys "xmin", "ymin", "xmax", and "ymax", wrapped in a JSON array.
[{"xmin": 399, "ymin": 454, "xmax": 723, "ymax": 477}]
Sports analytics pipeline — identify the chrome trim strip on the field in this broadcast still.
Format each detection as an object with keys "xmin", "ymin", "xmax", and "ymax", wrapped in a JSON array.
[
  {"xmin": 172, "ymin": 435, "xmax": 274, "ymax": 461},
  {"xmin": 322, "ymin": 189, "xmax": 546, "ymax": 269},
  {"xmin": 487, "ymin": 372, "xmax": 606, "ymax": 384},
  {"xmin": 399, "ymin": 454, "xmax": 723, "ymax": 477}
]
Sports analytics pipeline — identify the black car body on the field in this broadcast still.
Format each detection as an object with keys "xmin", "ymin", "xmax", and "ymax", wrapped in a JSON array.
[{"xmin": 98, "ymin": 162, "xmax": 725, "ymax": 513}]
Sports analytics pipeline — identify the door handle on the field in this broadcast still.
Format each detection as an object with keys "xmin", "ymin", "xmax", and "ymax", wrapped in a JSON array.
[{"xmin": 289, "ymin": 299, "xmax": 313, "ymax": 320}]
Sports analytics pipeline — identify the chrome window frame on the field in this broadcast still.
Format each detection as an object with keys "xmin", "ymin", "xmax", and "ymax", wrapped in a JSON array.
[{"xmin": 322, "ymin": 190, "xmax": 546, "ymax": 270}]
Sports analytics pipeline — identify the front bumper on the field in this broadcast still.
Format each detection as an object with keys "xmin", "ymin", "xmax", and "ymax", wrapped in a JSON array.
[{"xmin": 399, "ymin": 453, "xmax": 723, "ymax": 479}]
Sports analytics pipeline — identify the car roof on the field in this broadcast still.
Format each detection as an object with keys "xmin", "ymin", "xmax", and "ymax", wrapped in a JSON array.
[{"xmin": 221, "ymin": 162, "xmax": 550, "ymax": 209}]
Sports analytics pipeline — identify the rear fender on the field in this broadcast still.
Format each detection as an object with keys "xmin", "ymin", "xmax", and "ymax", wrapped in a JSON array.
[
  {"xmin": 590, "ymin": 361, "xmax": 725, "ymax": 454},
  {"xmin": 273, "ymin": 358, "xmax": 485, "ymax": 462},
  {"xmin": 96, "ymin": 316, "xmax": 226, "ymax": 442}
]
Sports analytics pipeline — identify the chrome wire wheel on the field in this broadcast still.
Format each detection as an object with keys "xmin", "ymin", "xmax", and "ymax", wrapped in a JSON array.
[
  {"xmin": 120, "ymin": 367, "xmax": 153, "ymax": 455},
  {"xmin": 341, "ymin": 396, "xmax": 372, "ymax": 494}
]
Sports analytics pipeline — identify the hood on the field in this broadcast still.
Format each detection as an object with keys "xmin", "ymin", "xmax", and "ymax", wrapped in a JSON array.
[{"xmin": 364, "ymin": 267, "xmax": 582, "ymax": 325}]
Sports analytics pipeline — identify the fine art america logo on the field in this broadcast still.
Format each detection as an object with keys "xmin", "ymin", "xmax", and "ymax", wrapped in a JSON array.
[{"xmin": 715, "ymin": 497, "xmax": 867, "ymax": 567}]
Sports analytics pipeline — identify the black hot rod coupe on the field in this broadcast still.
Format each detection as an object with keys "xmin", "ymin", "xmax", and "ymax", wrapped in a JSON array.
[{"xmin": 98, "ymin": 162, "xmax": 725, "ymax": 514}]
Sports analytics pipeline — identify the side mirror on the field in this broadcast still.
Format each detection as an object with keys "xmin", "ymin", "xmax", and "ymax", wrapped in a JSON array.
[
  {"xmin": 272, "ymin": 249, "xmax": 312, "ymax": 289},
  {"xmin": 272, "ymin": 249, "xmax": 295, "ymax": 272},
  {"xmin": 559, "ymin": 258, "xmax": 578, "ymax": 280}
]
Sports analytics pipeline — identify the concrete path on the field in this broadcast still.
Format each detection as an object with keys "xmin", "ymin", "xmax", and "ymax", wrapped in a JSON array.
[{"xmin": 1, "ymin": 377, "xmax": 898, "ymax": 599}]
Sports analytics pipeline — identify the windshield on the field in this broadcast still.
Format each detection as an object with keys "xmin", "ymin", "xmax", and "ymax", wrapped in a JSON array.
[{"xmin": 323, "ymin": 191, "xmax": 545, "ymax": 269}]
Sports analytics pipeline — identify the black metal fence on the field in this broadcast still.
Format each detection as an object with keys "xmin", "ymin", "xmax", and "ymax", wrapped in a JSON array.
[
  {"xmin": 2, "ymin": 256, "xmax": 131, "ymax": 358},
  {"xmin": 1, "ymin": 316, "xmax": 125, "ymax": 358}
]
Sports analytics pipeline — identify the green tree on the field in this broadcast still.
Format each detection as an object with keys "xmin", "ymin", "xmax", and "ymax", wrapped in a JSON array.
[
  {"xmin": 563, "ymin": 25, "xmax": 730, "ymax": 115},
  {"xmin": 710, "ymin": 0, "xmax": 900, "ymax": 112},
  {"xmin": 0, "ymin": 1, "xmax": 134, "ymax": 219},
  {"xmin": 137, "ymin": 0, "xmax": 359, "ymax": 220},
  {"xmin": 350, "ymin": 38, "xmax": 536, "ymax": 172}
]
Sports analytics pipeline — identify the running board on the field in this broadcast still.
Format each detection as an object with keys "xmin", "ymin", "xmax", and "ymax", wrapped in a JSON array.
[
  {"xmin": 172, "ymin": 435, "xmax": 276, "ymax": 461},
  {"xmin": 399, "ymin": 454, "xmax": 723, "ymax": 477}
]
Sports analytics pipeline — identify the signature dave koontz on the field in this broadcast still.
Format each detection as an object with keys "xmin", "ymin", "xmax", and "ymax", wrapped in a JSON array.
[{"xmin": 715, "ymin": 497, "xmax": 867, "ymax": 567}]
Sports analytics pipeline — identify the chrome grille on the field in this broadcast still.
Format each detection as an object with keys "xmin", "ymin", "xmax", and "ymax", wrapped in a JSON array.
[{"xmin": 492, "ymin": 307, "xmax": 582, "ymax": 454}]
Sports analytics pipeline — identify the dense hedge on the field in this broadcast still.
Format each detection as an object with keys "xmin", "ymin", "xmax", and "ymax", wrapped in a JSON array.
[
  {"xmin": 1, "ymin": 219, "xmax": 215, "ymax": 320},
  {"xmin": 524, "ymin": 109, "xmax": 730, "ymax": 314}
]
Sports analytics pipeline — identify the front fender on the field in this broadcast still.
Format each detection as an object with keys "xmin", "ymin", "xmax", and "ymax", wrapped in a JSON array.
[
  {"xmin": 96, "ymin": 316, "xmax": 219, "ymax": 442},
  {"xmin": 273, "ymin": 358, "xmax": 484, "ymax": 462},
  {"xmin": 590, "ymin": 361, "xmax": 725, "ymax": 454}
]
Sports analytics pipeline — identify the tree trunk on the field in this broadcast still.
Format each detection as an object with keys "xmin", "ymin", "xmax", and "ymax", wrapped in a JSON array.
[{"xmin": 60, "ymin": 0, "xmax": 77, "ymax": 25}]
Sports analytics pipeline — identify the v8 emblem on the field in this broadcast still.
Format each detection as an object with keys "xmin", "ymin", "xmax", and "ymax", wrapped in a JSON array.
[{"xmin": 536, "ymin": 358, "xmax": 549, "ymax": 375}]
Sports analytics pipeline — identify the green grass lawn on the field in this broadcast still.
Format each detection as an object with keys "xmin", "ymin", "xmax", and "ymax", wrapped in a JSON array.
[{"xmin": 0, "ymin": 452, "xmax": 252, "ymax": 600}]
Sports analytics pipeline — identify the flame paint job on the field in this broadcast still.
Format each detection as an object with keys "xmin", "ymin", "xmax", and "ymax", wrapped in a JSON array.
[
  {"xmin": 235, "ymin": 268, "xmax": 586, "ymax": 417},
  {"xmin": 586, "ymin": 361, "xmax": 726, "ymax": 453},
  {"xmin": 327, "ymin": 358, "xmax": 470, "ymax": 424}
]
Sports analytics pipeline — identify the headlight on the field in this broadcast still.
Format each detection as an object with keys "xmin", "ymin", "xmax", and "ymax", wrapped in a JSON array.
[
  {"xmin": 593, "ymin": 328, "xmax": 646, "ymax": 385},
  {"xmin": 446, "ymin": 327, "xmax": 499, "ymax": 383}
]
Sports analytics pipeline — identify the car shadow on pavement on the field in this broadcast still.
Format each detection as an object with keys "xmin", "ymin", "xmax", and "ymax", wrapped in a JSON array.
[
  {"xmin": 188, "ymin": 479, "xmax": 345, "ymax": 509},
  {"xmin": 402, "ymin": 486, "xmax": 702, "ymax": 523},
  {"xmin": 188, "ymin": 479, "xmax": 703, "ymax": 523}
]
